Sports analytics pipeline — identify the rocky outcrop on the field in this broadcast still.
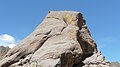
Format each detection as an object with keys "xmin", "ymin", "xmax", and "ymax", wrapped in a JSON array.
[
  {"xmin": 82, "ymin": 51, "xmax": 110, "ymax": 67},
  {"xmin": 110, "ymin": 62, "xmax": 120, "ymax": 67},
  {"xmin": 0, "ymin": 46, "xmax": 10, "ymax": 60},
  {"xmin": 0, "ymin": 11, "xmax": 100, "ymax": 67}
]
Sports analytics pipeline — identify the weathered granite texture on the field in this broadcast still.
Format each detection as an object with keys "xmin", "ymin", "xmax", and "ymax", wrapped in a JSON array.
[{"xmin": 0, "ymin": 11, "xmax": 100, "ymax": 67}]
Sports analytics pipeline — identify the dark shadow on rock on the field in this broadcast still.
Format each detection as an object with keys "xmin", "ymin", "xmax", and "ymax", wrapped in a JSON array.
[{"xmin": 73, "ymin": 61, "xmax": 85, "ymax": 67}]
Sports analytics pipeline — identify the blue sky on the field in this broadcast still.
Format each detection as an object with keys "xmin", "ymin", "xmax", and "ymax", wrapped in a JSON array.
[{"xmin": 0, "ymin": 0, "xmax": 120, "ymax": 62}]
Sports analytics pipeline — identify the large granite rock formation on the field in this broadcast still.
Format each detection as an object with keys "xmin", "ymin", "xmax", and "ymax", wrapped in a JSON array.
[{"xmin": 0, "ymin": 11, "xmax": 110, "ymax": 67}]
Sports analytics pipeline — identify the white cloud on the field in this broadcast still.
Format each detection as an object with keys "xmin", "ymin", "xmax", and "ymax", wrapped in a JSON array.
[
  {"xmin": 0, "ymin": 34, "xmax": 16, "ymax": 48},
  {"xmin": 8, "ymin": 44, "xmax": 16, "ymax": 48}
]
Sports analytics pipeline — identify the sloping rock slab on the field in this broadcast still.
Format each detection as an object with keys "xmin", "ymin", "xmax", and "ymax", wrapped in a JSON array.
[{"xmin": 0, "ymin": 11, "xmax": 97, "ymax": 67}]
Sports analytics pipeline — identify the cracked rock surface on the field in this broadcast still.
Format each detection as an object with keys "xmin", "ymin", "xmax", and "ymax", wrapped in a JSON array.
[{"xmin": 0, "ymin": 11, "xmax": 98, "ymax": 67}]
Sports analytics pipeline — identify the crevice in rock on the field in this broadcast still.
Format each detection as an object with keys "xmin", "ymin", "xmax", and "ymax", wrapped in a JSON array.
[
  {"xmin": 47, "ymin": 17, "xmax": 61, "ymax": 21},
  {"xmin": 56, "ymin": 51, "xmax": 73, "ymax": 67},
  {"xmin": 61, "ymin": 27, "xmax": 66, "ymax": 32},
  {"xmin": 35, "ymin": 30, "xmax": 52, "ymax": 36}
]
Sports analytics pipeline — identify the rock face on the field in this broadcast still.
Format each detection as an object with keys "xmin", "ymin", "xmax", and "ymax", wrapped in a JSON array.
[
  {"xmin": 110, "ymin": 62, "xmax": 120, "ymax": 67},
  {"xmin": 82, "ymin": 51, "xmax": 110, "ymax": 67},
  {"xmin": 0, "ymin": 46, "xmax": 10, "ymax": 60},
  {"xmin": 0, "ymin": 11, "xmax": 102, "ymax": 67}
]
